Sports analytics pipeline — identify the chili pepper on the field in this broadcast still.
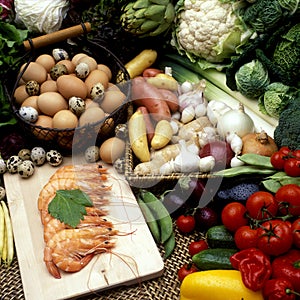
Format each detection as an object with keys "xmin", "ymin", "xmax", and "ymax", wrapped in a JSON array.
[
  {"xmin": 230, "ymin": 247, "xmax": 272, "ymax": 291},
  {"xmin": 262, "ymin": 278, "xmax": 296, "ymax": 300},
  {"xmin": 272, "ymin": 249, "xmax": 300, "ymax": 293}
]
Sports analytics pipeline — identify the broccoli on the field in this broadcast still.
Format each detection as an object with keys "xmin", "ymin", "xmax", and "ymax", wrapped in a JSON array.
[{"xmin": 274, "ymin": 97, "xmax": 300, "ymax": 150}]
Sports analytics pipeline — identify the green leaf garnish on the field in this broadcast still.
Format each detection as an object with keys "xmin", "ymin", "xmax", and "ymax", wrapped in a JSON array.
[{"xmin": 48, "ymin": 189, "xmax": 94, "ymax": 228}]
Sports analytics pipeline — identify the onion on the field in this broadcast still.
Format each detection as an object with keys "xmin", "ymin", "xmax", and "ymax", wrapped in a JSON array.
[
  {"xmin": 199, "ymin": 140, "xmax": 234, "ymax": 170},
  {"xmin": 217, "ymin": 103, "xmax": 255, "ymax": 138}
]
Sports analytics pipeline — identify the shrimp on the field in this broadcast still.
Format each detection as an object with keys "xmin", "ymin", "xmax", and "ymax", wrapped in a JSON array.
[{"xmin": 44, "ymin": 227, "xmax": 117, "ymax": 278}]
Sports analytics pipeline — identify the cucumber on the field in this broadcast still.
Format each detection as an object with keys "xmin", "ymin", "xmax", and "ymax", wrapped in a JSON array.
[
  {"xmin": 206, "ymin": 225, "xmax": 236, "ymax": 249},
  {"xmin": 192, "ymin": 248, "xmax": 238, "ymax": 270}
]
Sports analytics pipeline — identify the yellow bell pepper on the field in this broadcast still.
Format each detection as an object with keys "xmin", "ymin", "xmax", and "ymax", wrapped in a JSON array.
[{"xmin": 180, "ymin": 270, "xmax": 264, "ymax": 300}]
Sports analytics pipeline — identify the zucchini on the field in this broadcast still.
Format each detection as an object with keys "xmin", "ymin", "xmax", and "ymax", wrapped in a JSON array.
[
  {"xmin": 192, "ymin": 248, "xmax": 237, "ymax": 270},
  {"xmin": 206, "ymin": 225, "xmax": 236, "ymax": 249}
]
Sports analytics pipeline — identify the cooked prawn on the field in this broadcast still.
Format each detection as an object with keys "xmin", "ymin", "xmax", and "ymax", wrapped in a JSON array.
[{"xmin": 44, "ymin": 227, "xmax": 117, "ymax": 278}]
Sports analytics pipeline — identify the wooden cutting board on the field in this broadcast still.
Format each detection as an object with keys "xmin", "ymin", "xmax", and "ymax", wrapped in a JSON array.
[{"xmin": 3, "ymin": 157, "xmax": 164, "ymax": 300}]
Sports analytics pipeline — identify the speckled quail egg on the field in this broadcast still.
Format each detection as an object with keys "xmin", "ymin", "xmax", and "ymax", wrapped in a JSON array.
[
  {"xmin": 46, "ymin": 150, "xmax": 63, "ymax": 167},
  {"xmin": 6, "ymin": 155, "xmax": 22, "ymax": 173},
  {"xmin": 0, "ymin": 186, "xmax": 5, "ymax": 200},
  {"xmin": 69, "ymin": 96, "xmax": 86, "ymax": 117},
  {"xmin": 50, "ymin": 64, "xmax": 68, "ymax": 80},
  {"xmin": 113, "ymin": 157, "xmax": 125, "ymax": 174},
  {"xmin": 30, "ymin": 147, "xmax": 46, "ymax": 166},
  {"xmin": 17, "ymin": 160, "xmax": 35, "ymax": 178},
  {"xmin": 75, "ymin": 62, "xmax": 90, "ymax": 79},
  {"xmin": 25, "ymin": 80, "xmax": 40, "ymax": 96},
  {"xmin": 52, "ymin": 48, "xmax": 69, "ymax": 61},
  {"xmin": 18, "ymin": 148, "xmax": 31, "ymax": 160},
  {"xmin": 19, "ymin": 106, "xmax": 39, "ymax": 123},
  {"xmin": 90, "ymin": 82, "xmax": 105, "ymax": 103},
  {"xmin": 0, "ymin": 158, "xmax": 6, "ymax": 174},
  {"xmin": 115, "ymin": 123, "xmax": 128, "ymax": 140},
  {"xmin": 85, "ymin": 146, "xmax": 100, "ymax": 163}
]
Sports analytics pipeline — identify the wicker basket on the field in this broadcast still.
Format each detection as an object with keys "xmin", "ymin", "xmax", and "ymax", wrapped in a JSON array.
[{"xmin": 6, "ymin": 32, "xmax": 130, "ymax": 153}]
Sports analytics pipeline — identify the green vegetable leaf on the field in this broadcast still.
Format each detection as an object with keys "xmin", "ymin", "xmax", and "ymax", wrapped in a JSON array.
[{"xmin": 48, "ymin": 189, "xmax": 94, "ymax": 228}]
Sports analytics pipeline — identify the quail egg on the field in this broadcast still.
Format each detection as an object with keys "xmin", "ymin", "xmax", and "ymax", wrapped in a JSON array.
[
  {"xmin": 114, "ymin": 157, "xmax": 125, "ymax": 174},
  {"xmin": 18, "ymin": 160, "xmax": 35, "ymax": 178},
  {"xmin": 6, "ymin": 155, "xmax": 22, "ymax": 173},
  {"xmin": 19, "ymin": 106, "xmax": 39, "ymax": 123},
  {"xmin": 31, "ymin": 147, "xmax": 46, "ymax": 166},
  {"xmin": 0, "ymin": 186, "xmax": 5, "ymax": 200},
  {"xmin": 75, "ymin": 62, "xmax": 90, "ymax": 79},
  {"xmin": 115, "ymin": 123, "xmax": 128, "ymax": 140},
  {"xmin": 18, "ymin": 148, "xmax": 31, "ymax": 160},
  {"xmin": 50, "ymin": 64, "xmax": 68, "ymax": 80},
  {"xmin": 69, "ymin": 96, "xmax": 86, "ymax": 117},
  {"xmin": 46, "ymin": 150, "xmax": 63, "ymax": 167},
  {"xmin": 52, "ymin": 48, "xmax": 69, "ymax": 61},
  {"xmin": 84, "ymin": 146, "xmax": 100, "ymax": 163},
  {"xmin": 90, "ymin": 82, "xmax": 105, "ymax": 103},
  {"xmin": 0, "ymin": 159, "xmax": 6, "ymax": 174},
  {"xmin": 25, "ymin": 80, "xmax": 40, "ymax": 96}
]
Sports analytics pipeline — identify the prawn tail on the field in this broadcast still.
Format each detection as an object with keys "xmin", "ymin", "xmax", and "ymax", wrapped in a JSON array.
[{"xmin": 44, "ymin": 247, "xmax": 61, "ymax": 279}]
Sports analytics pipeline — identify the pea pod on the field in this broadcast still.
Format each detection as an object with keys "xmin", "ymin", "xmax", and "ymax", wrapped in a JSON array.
[
  {"xmin": 139, "ymin": 190, "xmax": 173, "ymax": 243},
  {"xmin": 238, "ymin": 153, "xmax": 274, "ymax": 169},
  {"xmin": 137, "ymin": 196, "xmax": 160, "ymax": 243},
  {"xmin": 214, "ymin": 165, "xmax": 276, "ymax": 178},
  {"xmin": 163, "ymin": 232, "xmax": 175, "ymax": 259}
]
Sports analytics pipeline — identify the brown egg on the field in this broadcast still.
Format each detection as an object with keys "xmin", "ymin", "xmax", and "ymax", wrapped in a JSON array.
[
  {"xmin": 20, "ymin": 62, "xmax": 48, "ymax": 84},
  {"xmin": 14, "ymin": 85, "xmax": 29, "ymax": 105},
  {"xmin": 99, "ymin": 137, "xmax": 125, "ymax": 164},
  {"xmin": 33, "ymin": 115, "xmax": 56, "ymax": 140},
  {"xmin": 37, "ymin": 92, "xmax": 68, "ymax": 116},
  {"xmin": 56, "ymin": 75, "xmax": 88, "ymax": 100},
  {"xmin": 71, "ymin": 53, "xmax": 88, "ymax": 65},
  {"xmin": 21, "ymin": 96, "xmax": 41, "ymax": 113},
  {"xmin": 40, "ymin": 80, "xmax": 58, "ymax": 93},
  {"xmin": 57, "ymin": 59, "xmax": 75, "ymax": 74},
  {"xmin": 107, "ymin": 83, "xmax": 120, "ymax": 91},
  {"xmin": 35, "ymin": 54, "xmax": 56, "ymax": 72},
  {"xmin": 100, "ymin": 90, "xmax": 126, "ymax": 114},
  {"xmin": 85, "ymin": 98, "xmax": 99, "ymax": 109},
  {"xmin": 53, "ymin": 110, "xmax": 78, "ymax": 129},
  {"xmin": 85, "ymin": 70, "xmax": 109, "ymax": 95},
  {"xmin": 79, "ymin": 107, "xmax": 105, "ymax": 127},
  {"xmin": 77, "ymin": 56, "xmax": 98, "ymax": 71},
  {"xmin": 97, "ymin": 64, "xmax": 112, "ymax": 81}
]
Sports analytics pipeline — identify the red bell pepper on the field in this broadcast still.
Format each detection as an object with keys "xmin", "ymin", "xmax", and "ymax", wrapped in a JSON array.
[
  {"xmin": 230, "ymin": 247, "xmax": 272, "ymax": 291},
  {"xmin": 263, "ymin": 278, "xmax": 296, "ymax": 300},
  {"xmin": 272, "ymin": 249, "xmax": 300, "ymax": 293}
]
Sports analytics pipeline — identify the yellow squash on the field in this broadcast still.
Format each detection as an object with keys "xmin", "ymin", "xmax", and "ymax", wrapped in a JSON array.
[{"xmin": 180, "ymin": 270, "xmax": 263, "ymax": 300}]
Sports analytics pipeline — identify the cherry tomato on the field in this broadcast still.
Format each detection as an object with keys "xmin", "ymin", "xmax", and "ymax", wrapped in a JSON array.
[
  {"xmin": 257, "ymin": 219, "xmax": 293, "ymax": 256},
  {"xmin": 284, "ymin": 158, "xmax": 300, "ymax": 177},
  {"xmin": 279, "ymin": 146, "xmax": 292, "ymax": 156},
  {"xmin": 177, "ymin": 263, "xmax": 198, "ymax": 281},
  {"xmin": 275, "ymin": 184, "xmax": 300, "ymax": 216},
  {"xmin": 246, "ymin": 191, "xmax": 278, "ymax": 220},
  {"xmin": 221, "ymin": 202, "xmax": 248, "ymax": 232},
  {"xmin": 188, "ymin": 240, "xmax": 209, "ymax": 256},
  {"xmin": 292, "ymin": 149, "xmax": 300, "ymax": 159},
  {"xmin": 270, "ymin": 151, "xmax": 288, "ymax": 170},
  {"xmin": 292, "ymin": 218, "xmax": 300, "ymax": 249},
  {"xmin": 176, "ymin": 215, "xmax": 196, "ymax": 233},
  {"xmin": 234, "ymin": 225, "xmax": 258, "ymax": 250}
]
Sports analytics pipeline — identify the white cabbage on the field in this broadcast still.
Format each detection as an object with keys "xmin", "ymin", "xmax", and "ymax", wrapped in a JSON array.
[{"xmin": 14, "ymin": 0, "xmax": 69, "ymax": 33}]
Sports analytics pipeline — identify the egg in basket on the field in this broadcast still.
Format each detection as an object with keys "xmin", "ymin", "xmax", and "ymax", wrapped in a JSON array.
[{"xmin": 8, "ymin": 24, "xmax": 131, "ymax": 153}]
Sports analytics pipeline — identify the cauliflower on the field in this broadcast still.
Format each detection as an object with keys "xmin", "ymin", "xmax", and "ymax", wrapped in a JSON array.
[{"xmin": 171, "ymin": 0, "xmax": 251, "ymax": 64}]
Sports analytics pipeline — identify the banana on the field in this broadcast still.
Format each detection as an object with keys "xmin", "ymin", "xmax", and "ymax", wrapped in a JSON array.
[{"xmin": 164, "ymin": 2, "xmax": 175, "ymax": 24}]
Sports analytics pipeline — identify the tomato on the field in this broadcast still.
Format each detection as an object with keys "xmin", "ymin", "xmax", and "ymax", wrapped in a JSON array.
[
  {"xmin": 176, "ymin": 215, "xmax": 196, "ymax": 233},
  {"xmin": 177, "ymin": 263, "xmax": 198, "ymax": 281},
  {"xmin": 270, "ymin": 151, "xmax": 288, "ymax": 170},
  {"xmin": 284, "ymin": 158, "xmax": 300, "ymax": 177},
  {"xmin": 188, "ymin": 240, "xmax": 209, "ymax": 256},
  {"xmin": 275, "ymin": 184, "xmax": 300, "ymax": 216},
  {"xmin": 291, "ymin": 218, "xmax": 300, "ymax": 249},
  {"xmin": 234, "ymin": 225, "xmax": 258, "ymax": 250},
  {"xmin": 257, "ymin": 220, "xmax": 293, "ymax": 256},
  {"xmin": 279, "ymin": 146, "xmax": 292, "ymax": 156},
  {"xmin": 246, "ymin": 191, "xmax": 278, "ymax": 220},
  {"xmin": 292, "ymin": 149, "xmax": 300, "ymax": 160},
  {"xmin": 221, "ymin": 202, "xmax": 248, "ymax": 232}
]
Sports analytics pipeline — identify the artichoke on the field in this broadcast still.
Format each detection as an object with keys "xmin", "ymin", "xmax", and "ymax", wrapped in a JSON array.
[{"xmin": 120, "ymin": 0, "xmax": 175, "ymax": 37}]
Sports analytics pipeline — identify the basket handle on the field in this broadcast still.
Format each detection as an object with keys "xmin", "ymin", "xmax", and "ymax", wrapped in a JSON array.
[{"xmin": 23, "ymin": 22, "xmax": 92, "ymax": 51}]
